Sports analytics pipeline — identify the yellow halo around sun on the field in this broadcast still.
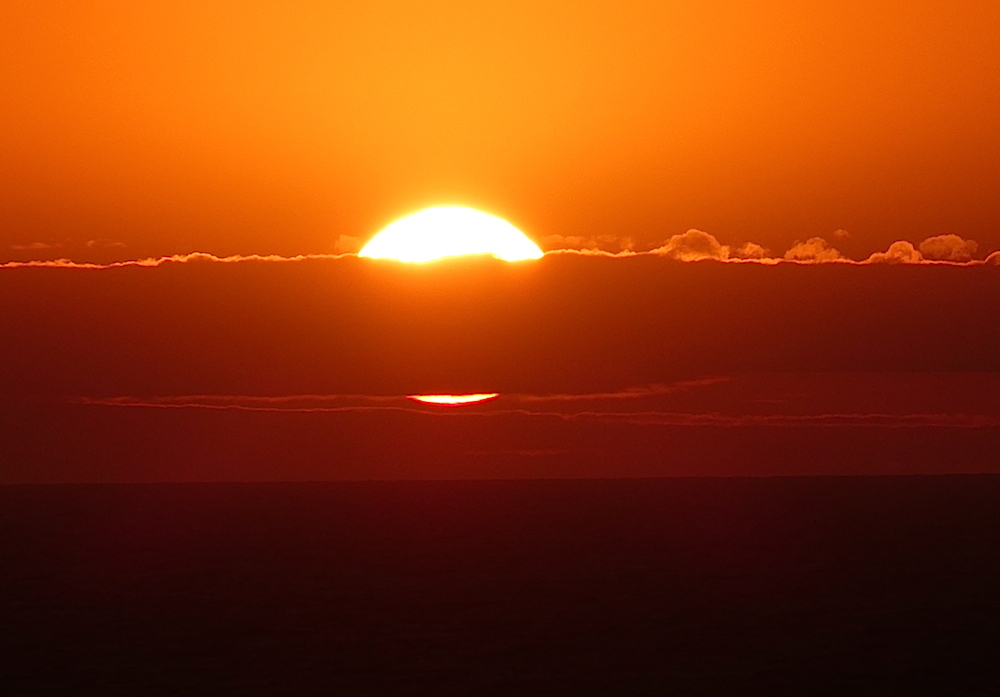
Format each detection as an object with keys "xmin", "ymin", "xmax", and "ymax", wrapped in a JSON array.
[{"xmin": 358, "ymin": 207, "xmax": 543, "ymax": 262}]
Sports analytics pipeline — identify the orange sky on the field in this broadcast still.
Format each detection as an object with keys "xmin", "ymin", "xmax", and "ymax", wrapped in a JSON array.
[
  {"xmin": 3, "ymin": 1, "xmax": 1000, "ymax": 260},
  {"xmin": 2, "ymin": 2, "xmax": 999, "ymax": 483}
]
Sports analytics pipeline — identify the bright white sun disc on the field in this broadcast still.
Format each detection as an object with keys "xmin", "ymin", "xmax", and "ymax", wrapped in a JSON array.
[
  {"xmin": 407, "ymin": 393, "xmax": 500, "ymax": 406},
  {"xmin": 358, "ymin": 207, "xmax": 543, "ymax": 262}
]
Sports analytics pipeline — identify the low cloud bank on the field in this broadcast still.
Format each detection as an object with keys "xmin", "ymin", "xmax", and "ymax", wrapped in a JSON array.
[
  {"xmin": 4, "ymin": 233, "xmax": 997, "ymax": 269},
  {"xmin": 547, "ymin": 229, "xmax": 994, "ymax": 266},
  {"xmin": 0, "ymin": 252, "xmax": 347, "ymax": 269}
]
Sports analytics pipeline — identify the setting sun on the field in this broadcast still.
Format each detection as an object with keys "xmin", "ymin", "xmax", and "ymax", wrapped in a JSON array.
[
  {"xmin": 407, "ymin": 394, "xmax": 500, "ymax": 406},
  {"xmin": 358, "ymin": 207, "xmax": 543, "ymax": 263}
]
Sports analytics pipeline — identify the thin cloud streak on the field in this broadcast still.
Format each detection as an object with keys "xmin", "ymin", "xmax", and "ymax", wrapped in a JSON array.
[
  {"xmin": 74, "ymin": 396, "xmax": 1000, "ymax": 428},
  {"xmin": 580, "ymin": 411, "xmax": 1000, "ymax": 428},
  {"xmin": 10, "ymin": 242, "xmax": 64, "ymax": 251},
  {"xmin": 509, "ymin": 378, "xmax": 730, "ymax": 402},
  {"xmin": 76, "ymin": 380, "xmax": 730, "ymax": 411},
  {"xmin": 466, "ymin": 448, "xmax": 569, "ymax": 458},
  {"xmin": 0, "ymin": 251, "xmax": 351, "ymax": 269},
  {"xmin": 76, "ymin": 394, "xmax": 401, "ymax": 411},
  {"xmin": 75, "ymin": 397, "xmax": 413, "ymax": 415}
]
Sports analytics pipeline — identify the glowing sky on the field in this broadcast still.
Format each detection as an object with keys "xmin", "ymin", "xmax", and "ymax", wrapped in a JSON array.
[
  {"xmin": 3, "ymin": 1, "xmax": 999, "ymax": 261},
  {"xmin": 1, "ymin": 2, "xmax": 998, "ymax": 484}
]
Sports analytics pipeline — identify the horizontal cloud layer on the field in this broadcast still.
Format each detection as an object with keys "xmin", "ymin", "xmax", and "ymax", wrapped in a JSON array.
[
  {"xmin": 4, "ymin": 231, "xmax": 999, "ymax": 268},
  {"xmin": 6, "ymin": 371, "xmax": 999, "ymax": 481},
  {"xmin": 0, "ymin": 252, "xmax": 348, "ymax": 269},
  {"xmin": 542, "ymin": 230, "xmax": 996, "ymax": 266},
  {"xmin": 73, "ymin": 395, "xmax": 1000, "ymax": 429}
]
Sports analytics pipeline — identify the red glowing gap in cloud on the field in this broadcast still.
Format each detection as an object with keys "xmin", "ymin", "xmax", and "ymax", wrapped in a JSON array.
[{"xmin": 407, "ymin": 394, "xmax": 500, "ymax": 406}]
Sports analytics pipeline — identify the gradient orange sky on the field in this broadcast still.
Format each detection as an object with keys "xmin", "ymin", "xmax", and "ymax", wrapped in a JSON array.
[
  {"xmin": 3, "ymin": 1, "xmax": 1000, "ymax": 260},
  {"xmin": 2, "ymin": 3, "xmax": 999, "ymax": 484}
]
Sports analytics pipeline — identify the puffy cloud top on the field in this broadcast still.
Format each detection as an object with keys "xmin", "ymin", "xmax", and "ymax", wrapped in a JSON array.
[
  {"xmin": 919, "ymin": 234, "xmax": 979, "ymax": 262},
  {"xmin": 733, "ymin": 242, "xmax": 772, "ymax": 259},
  {"xmin": 784, "ymin": 238, "xmax": 843, "ymax": 262},
  {"xmin": 866, "ymin": 240, "xmax": 924, "ymax": 264},
  {"xmin": 652, "ymin": 229, "xmax": 730, "ymax": 261}
]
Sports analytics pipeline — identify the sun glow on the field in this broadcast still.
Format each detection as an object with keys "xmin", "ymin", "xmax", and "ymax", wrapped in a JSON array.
[
  {"xmin": 407, "ymin": 393, "xmax": 500, "ymax": 406},
  {"xmin": 358, "ymin": 207, "xmax": 543, "ymax": 262}
]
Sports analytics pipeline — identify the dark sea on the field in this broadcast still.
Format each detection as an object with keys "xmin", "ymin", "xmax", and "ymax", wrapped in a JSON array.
[{"xmin": 2, "ymin": 476, "xmax": 998, "ymax": 696}]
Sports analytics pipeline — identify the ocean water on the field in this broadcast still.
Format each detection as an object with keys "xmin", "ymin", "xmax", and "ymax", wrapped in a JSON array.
[{"xmin": 2, "ymin": 476, "xmax": 998, "ymax": 695}]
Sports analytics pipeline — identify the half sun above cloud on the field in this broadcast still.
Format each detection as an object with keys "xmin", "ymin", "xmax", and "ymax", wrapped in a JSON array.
[{"xmin": 358, "ymin": 207, "xmax": 543, "ymax": 262}]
